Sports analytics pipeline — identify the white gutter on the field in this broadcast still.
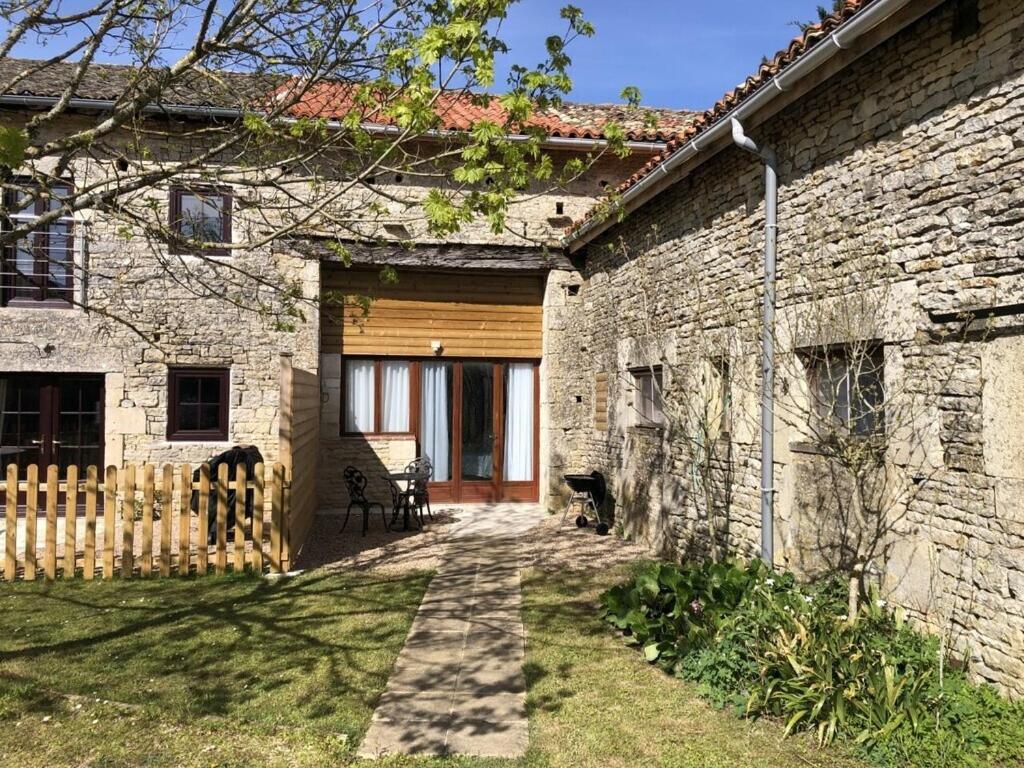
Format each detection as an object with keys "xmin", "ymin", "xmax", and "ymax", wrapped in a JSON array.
[
  {"xmin": 0, "ymin": 94, "xmax": 667, "ymax": 153},
  {"xmin": 566, "ymin": 0, "xmax": 916, "ymax": 251}
]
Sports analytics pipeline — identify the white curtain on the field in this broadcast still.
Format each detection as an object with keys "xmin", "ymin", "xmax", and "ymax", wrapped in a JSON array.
[
  {"xmin": 344, "ymin": 360, "xmax": 374, "ymax": 433},
  {"xmin": 504, "ymin": 363, "xmax": 534, "ymax": 481},
  {"xmin": 381, "ymin": 361, "xmax": 410, "ymax": 432},
  {"xmin": 420, "ymin": 363, "xmax": 451, "ymax": 481}
]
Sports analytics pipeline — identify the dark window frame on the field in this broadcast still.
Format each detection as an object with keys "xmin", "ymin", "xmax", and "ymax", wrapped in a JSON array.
[
  {"xmin": 167, "ymin": 367, "xmax": 230, "ymax": 441},
  {"xmin": 168, "ymin": 186, "xmax": 233, "ymax": 256},
  {"xmin": 1, "ymin": 178, "xmax": 75, "ymax": 308},
  {"xmin": 803, "ymin": 344, "xmax": 886, "ymax": 438}
]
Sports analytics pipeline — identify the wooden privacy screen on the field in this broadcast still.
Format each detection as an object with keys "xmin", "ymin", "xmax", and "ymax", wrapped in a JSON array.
[
  {"xmin": 278, "ymin": 353, "xmax": 318, "ymax": 567},
  {"xmin": 322, "ymin": 267, "xmax": 544, "ymax": 358}
]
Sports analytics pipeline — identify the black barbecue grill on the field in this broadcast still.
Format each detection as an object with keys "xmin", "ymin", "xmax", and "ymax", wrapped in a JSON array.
[{"xmin": 561, "ymin": 471, "xmax": 609, "ymax": 535}]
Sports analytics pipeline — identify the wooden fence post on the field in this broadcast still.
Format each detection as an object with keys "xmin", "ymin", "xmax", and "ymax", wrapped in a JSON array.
[
  {"xmin": 84, "ymin": 466, "xmax": 98, "ymax": 580},
  {"xmin": 103, "ymin": 466, "xmax": 117, "ymax": 578},
  {"xmin": 5, "ymin": 464, "xmax": 16, "ymax": 581},
  {"xmin": 251, "ymin": 462, "xmax": 265, "ymax": 573},
  {"xmin": 216, "ymin": 462, "xmax": 228, "ymax": 576},
  {"xmin": 161, "ymin": 464, "xmax": 173, "ymax": 577},
  {"xmin": 122, "ymin": 464, "xmax": 135, "ymax": 577},
  {"xmin": 25, "ymin": 464, "xmax": 38, "ymax": 581},
  {"xmin": 198, "ymin": 464, "xmax": 210, "ymax": 574},
  {"xmin": 141, "ymin": 464, "xmax": 154, "ymax": 577},
  {"xmin": 179, "ymin": 464, "xmax": 191, "ymax": 576},
  {"xmin": 234, "ymin": 464, "xmax": 246, "ymax": 573},
  {"xmin": 64, "ymin": 465, "xmax": 79, "ymax": 577},
  {"xmin": 44, "ymin": 465, "xmax": 58, "ymax": 580}
]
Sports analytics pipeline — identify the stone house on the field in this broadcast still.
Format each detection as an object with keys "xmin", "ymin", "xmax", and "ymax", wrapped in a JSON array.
[
  {"xmin": 558, "ymin": 0, "xmax": 1024, "ymax": 695},
  {"xmin": 1, "ymin": 0, "xmax": 1022, "ymax": 696},
  {"xmin": 0, "ymin": 59, "xmax": 685, "ymax": 514}
]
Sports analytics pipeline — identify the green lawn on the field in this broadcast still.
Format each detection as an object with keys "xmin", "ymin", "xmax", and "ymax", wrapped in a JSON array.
[
  {"xmin": 0, "ymin": 565, "xmax": 863, "ymax": 768},
  {"xmin": 0, "ymin": 571, "xmax": 430, "ymax": 767}
]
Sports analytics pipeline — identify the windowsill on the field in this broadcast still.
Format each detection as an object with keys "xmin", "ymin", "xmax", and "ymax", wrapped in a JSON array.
[
  {"xmin": 340, "ymin": 432, "xmax": 417, "ymax": 440},
  {"xmin": 789, "ymin": 437, "xmax": 888, "ymax": 456},
  {"xmin": 166, "ymin": 434, "xmax": 231, "ymax": 443},
  {"xmin": 2, "ymin": 298, "xmax": 74, "ymax": 310},
  {"xmin": 789, "ymin": 440, "xmax": 831, "ymax": 456},
  {"xmin": 171, "ymin": 250, "xmax": 233, "ymax": 261},
  {"xmin": 629, "ymin": 423, "xmax": 665, "ymax": 434}
]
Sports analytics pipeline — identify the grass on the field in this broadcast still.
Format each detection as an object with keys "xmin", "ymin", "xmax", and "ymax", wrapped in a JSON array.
[
  {"xmin": 0, "ymin": 564, "xmax": 865, "ymax": 768},
  {"xmin": 355, "ymin": 564, "xmax": 864, "ymax": 768},
  {"xmin": 0, "ymin": 570, "xmax": 430, "ymax": 767}
]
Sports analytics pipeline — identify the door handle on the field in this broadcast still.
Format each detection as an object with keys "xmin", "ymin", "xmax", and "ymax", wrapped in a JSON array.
[{"xmin": 29, "ymin": 439, "xmax": 60, "ymax": 446}]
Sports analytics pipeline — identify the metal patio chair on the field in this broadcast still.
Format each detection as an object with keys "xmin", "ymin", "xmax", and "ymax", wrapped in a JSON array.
[
  {"xmin": 340, "ymin": 466, "xmax": 388, "ymax": 536},
  {"xmin": 404, "ymin": 456, "xmax": 434, "ymax": 522}
]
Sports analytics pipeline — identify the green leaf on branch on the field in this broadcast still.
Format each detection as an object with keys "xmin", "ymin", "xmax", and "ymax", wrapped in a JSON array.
[{"xmin": 0, "ymin": 125, "xmax": 28, "ymax": 168}]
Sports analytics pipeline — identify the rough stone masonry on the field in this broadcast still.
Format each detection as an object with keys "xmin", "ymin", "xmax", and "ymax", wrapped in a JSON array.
[{"xmin": 545, "ymin": 0, "xmax": 1024, "ymax": 696}]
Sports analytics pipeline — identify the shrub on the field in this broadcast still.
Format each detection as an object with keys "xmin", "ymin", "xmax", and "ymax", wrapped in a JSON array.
[{"xmin": 600, "ymin": 560, "xmax": 1024, "ymax": 768}]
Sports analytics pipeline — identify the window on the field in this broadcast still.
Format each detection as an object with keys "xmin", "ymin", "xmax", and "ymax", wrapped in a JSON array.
[
  {"xmin": 631, "ymin": 366, "xmax": 664, "ymax": 426},
  {"xmin": 344, "ymin": 359, "xmax": 411, "ymax": 434},
  {"xmin": 167, "ymin": 367, "xmax": 229, "ymax": 441},
  {"xmin": 805, "ymin": 345, "xmax": 884, "ymax": 437},
  {"xmin": 709, "ymin": 357, "xmax": 731, "ymax": 436},
  {"xmin": 1, "ymin": 181, "xmax": 74, "ymax": 307},
  {"xmin": 169, "ymin": 187, "xmax": 232, "ymax": 254}
]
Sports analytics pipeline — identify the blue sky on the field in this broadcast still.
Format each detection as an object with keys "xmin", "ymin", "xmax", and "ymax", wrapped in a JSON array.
[
  {"xmin": 4, "ymin": 0, "xmax": 828, "ymax": 113},
  {"xmin": 495, "ymin": 0, "xmax": 830, "ymax": 110}
]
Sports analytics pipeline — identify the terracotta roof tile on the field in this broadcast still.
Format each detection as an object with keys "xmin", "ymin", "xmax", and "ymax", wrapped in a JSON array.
[
  {"xmin": 0, "ymin": 57, "xmax": 694, "ymax": 143},
  {"xmin": 280, "ymin": 82, "xmax": 694, "ymax": 142},
  {"xmin": 569, "ymin": 0, "xmax": 877, "ymax": 235}
]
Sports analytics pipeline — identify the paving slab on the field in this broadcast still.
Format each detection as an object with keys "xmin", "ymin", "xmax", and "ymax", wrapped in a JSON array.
[{"xmin": 358, "ymin": 503, "xmax": 544, "ymax": 759}]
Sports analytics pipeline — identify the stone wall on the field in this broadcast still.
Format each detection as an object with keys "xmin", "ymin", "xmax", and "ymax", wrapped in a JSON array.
[
  {"xmin": 548, "ymin": 0, "xmax": 1024, "ymax": 695},
  {"xmin": 0, "ymin": 147, "xmax": 320, "ymax": 470},
  {"xmin": 1, "ymin": 109, "xmax": 649, "ymax": 480}
]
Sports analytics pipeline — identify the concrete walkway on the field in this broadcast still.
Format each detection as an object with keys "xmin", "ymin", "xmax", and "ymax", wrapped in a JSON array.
[{"xmin": 358, "ymin": 503, "xmax": 545, "ymax": 759}]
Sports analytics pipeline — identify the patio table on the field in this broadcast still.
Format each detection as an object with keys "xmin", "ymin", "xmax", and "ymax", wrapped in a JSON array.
[{"xmin": 381, "ymin": 471, "xmax": 425, "ymax": 531}]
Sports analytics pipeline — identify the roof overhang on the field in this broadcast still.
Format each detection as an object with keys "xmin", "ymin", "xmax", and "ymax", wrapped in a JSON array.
[
  {"xmin": 565, "ymin": 0, "xmax": 948, "ymax": 253},
  {"xmin": 0, "ymin": 94, "xmax": 669, "ymax": 153}
]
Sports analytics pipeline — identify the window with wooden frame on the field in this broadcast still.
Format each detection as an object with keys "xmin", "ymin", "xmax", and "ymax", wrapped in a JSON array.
[
  {"xmin": 630, "ymin": 365, "xmax": 664, "ymax": 426},
  {"xmin": 169, "ymin": 187, "xmax": 232, "ymax": 255},
  {"xmin": 1, "ymin": 180, "xmax": 75, "ymax": 307},
  {"xmin": 343, "ymin": 359, "xmax": 411, "ymax": 435},
  {"xmin": 804, "ymin": 345, "xmax": 885, "ymax": 437},
  {"xmin": 709, "ymin": 357, "xmax": 731, "ymax": 437},
  {"xmin": 167, "ymin": 367, "xmax": 230, "ymax": 441}
]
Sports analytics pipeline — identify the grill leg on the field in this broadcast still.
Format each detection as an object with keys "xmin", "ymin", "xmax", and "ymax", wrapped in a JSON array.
[{"xmin": 561, "ymin": 492, "xmax": 581, "ymax": 527}]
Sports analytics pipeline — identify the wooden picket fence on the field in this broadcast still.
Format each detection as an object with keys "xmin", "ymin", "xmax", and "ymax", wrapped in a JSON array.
[{"xmin": 1, "ymin": 462, "xmax": 292, "ymax": 581}]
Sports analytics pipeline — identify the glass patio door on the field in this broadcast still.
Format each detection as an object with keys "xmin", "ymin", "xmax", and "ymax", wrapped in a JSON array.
[
  {"xmin": 460, "ymin": 362, "xmax": 495, "ymax": 481},
  {"xmin": 0, "ymin": 374, "xmax": 104, "ymax": 506},
  {"xmin": 419, "ymin": 360, "xmax": 536, "ymax": 503}
]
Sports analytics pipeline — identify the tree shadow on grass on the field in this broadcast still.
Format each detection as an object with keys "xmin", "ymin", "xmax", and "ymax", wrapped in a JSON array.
[{"xmin": 0, "ymin": 569, "xmax": 431, "ymax": 734}]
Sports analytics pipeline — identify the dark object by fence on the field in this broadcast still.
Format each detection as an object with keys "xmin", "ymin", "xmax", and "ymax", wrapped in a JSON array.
[{"xmin": 191, "ymin": 445, "xmax": 264, "ymax": 544}]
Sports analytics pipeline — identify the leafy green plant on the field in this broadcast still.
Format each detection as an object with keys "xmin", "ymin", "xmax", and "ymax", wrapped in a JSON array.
[{"xmin": 601, "ymin": 560, "xmax": 1024, "ymax": 768}]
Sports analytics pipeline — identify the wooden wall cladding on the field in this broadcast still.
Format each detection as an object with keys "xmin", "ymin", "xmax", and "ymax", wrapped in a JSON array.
[
  {"xmin": 594, "ymin": 371, "xmax": 609, "ymax": 431},
  {"xmin": 322, "ymin": 267, "xmax": 545, "ymax": 358}
]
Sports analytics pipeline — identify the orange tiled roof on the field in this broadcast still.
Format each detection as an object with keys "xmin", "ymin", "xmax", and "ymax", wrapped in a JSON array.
[
  {"xmin": 570, "ymin": 0, "xmax": 878, "ymax": 235},
  {"xmin": 280, "ymin": 82, "xmax": 694, "ymax": 142}
]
